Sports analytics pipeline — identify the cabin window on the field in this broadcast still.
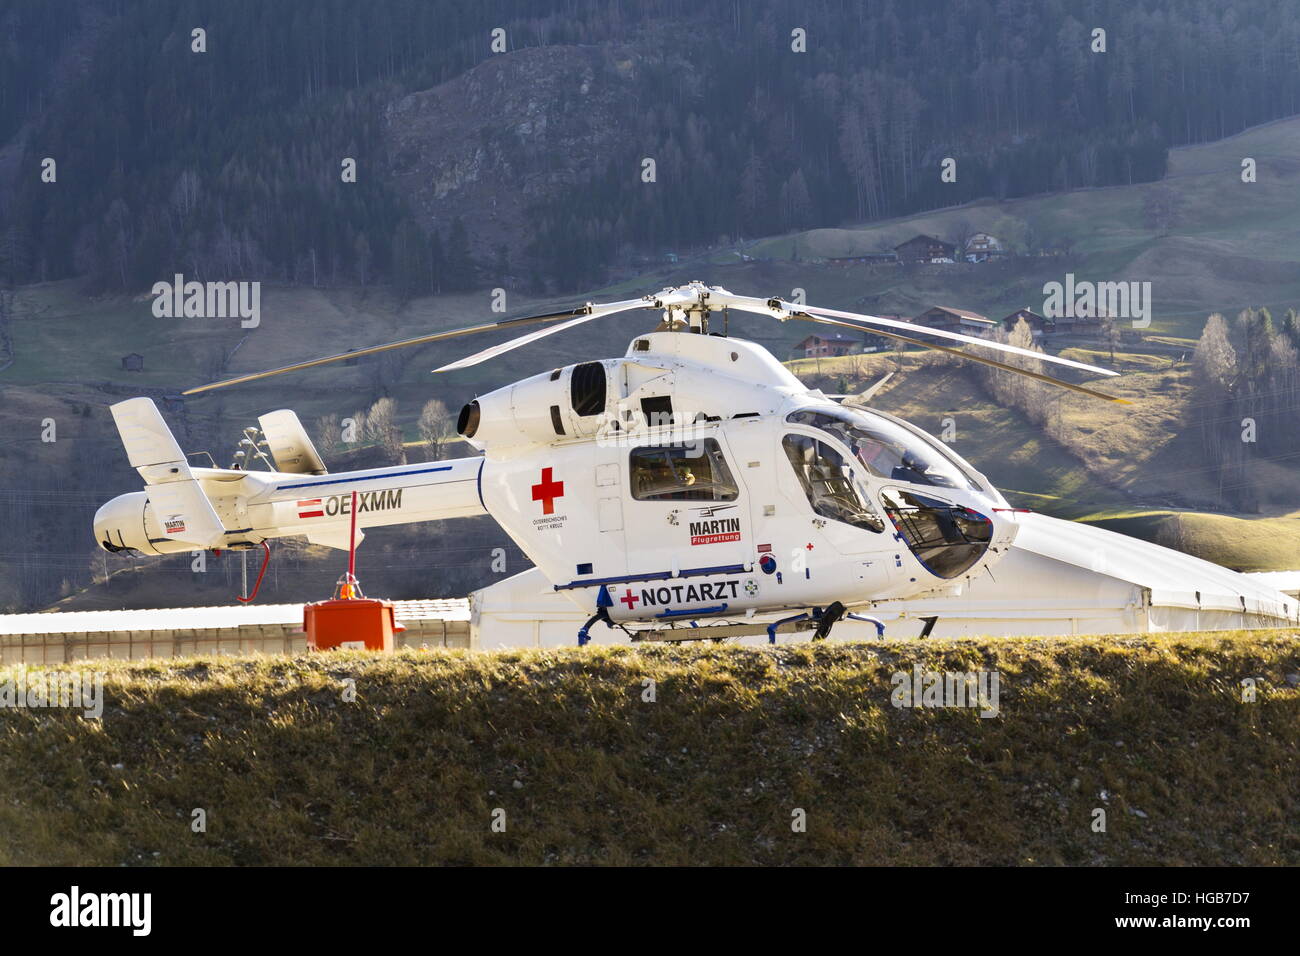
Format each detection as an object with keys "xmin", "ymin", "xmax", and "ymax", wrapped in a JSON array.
[
  {"xmin": 782, "ymin": 434, "xmax": 884, "ymax": 532},
  {"xmin": 630, "ymin": 438, "xmax": 738, "ymax": 502}
]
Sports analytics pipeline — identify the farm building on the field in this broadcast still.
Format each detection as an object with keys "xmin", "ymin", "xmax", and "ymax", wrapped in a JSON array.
[
  {"xmin": 1052, "ymin": 313, "xmax": 1104, "ymax": 335},
  {"xmin": 912, "ymin": 306, "xmax": 997, "ymax": 336},
  {"xmin": 964, "ymin": 233, "xmax": 1005, "ymax": 261},
  {"xmin": 1002, "ymin": 308, "xmax": 1053, "ymax": 339},
  {"xmin": 795, "ymin": 332, "xmax": 860, "ymax": 358},
  {"xmin": 121, "ymin": 353, "xmax": 144, "ymax": 372},
  {"xmin": 826, "ymin": 253, "xmax": 899, "ymax": 266},
  {"xmin": 894, "ymin": 235, "xmax": 956, "ymax": 263}
]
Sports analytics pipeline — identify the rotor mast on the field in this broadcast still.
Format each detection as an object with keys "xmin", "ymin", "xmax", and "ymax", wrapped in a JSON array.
[{"xmin": 656, "ymin": 280, "xmax": 712, "ymax": 334}]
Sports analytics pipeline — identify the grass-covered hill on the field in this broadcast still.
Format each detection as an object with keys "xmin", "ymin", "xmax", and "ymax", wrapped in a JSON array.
[{"xmin": 0, "ymin": 633, "xmax": 1296, "ymax": 866}]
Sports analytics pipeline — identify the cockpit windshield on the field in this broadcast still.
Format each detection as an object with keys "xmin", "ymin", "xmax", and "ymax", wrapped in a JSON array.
[{"xmin": 786, "ymin": 407, "xmax": 980, "ymax": 492}]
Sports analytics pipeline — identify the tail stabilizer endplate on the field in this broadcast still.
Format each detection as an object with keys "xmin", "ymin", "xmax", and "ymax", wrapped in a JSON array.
[
  {"xmin": 258, "ymin": 409, "xmax": 328, "ymax": 475},
  {"xmin": 110, "ymin": 397, "xmax": 187, "ymax": 471},
  {"xmin": 110, "ymin": 398, "xmax": 226, "ymax": 547}
]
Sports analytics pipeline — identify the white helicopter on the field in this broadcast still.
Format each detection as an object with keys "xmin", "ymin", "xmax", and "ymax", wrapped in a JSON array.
[{"xmin": 94, "ymin": 282, "xmax": 1125, "ymax": 644}]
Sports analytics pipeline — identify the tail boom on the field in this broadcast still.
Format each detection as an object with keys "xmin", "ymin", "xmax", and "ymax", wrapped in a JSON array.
[{"xmin": 95, "ymin": 399, "xmax": 487, "ymax": 554}]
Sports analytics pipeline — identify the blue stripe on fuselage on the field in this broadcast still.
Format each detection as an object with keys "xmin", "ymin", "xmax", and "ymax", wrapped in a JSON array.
[{"xmin": 277, "ymin": 465, "xmax": 453, "ymax": 492}]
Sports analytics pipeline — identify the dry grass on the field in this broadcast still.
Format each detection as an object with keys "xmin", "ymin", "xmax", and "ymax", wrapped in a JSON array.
[{"xmin": 0, "ymin": 632, "xmax": 1296, "ymax": 866}]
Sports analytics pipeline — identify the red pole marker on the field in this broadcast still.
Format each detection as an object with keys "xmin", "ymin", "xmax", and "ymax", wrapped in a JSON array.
[
  {"xmin": 235, "ymin": 541, "xmax": 272, "ymax": 603},
  {"xmin": 338, "ymin": 489, "xmax": 360, "ymax": 600}
]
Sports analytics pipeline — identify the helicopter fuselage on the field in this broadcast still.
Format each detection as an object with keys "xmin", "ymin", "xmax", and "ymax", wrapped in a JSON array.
[{"xmin": 94, "ymin": 330, "xmax": 1021, "ymax": 627}]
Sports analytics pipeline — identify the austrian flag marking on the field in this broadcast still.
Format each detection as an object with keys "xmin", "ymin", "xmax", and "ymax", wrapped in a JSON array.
[{"xmin": 297, "ymin": 498, "xmax": 324, "ymax": 519}]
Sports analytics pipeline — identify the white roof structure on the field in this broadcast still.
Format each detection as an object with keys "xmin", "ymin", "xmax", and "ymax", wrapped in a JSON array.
[
  {"xmin": 0, "ymin": 599, "xmax": 469, "ymax": 636},
  {"xmin": 1244, "ymin": 571, "xmax": 1300, "ymax": 600}
]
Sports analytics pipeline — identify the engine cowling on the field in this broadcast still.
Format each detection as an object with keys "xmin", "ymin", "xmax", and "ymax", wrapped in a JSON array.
[
  {"xmin": 458, "ymin": 360, "xmax": 612, "ymax": 452},
  {"xmin": 93, "ymin": 491, "xmax": 192, "ymax": 555}
]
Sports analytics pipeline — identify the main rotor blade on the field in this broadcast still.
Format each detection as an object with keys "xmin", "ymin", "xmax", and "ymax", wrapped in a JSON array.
[
  {"xmin": 796, "ymin": 302, "xmax": 1116, "ymax": 377},
  {"xmin": 433, "ymin": 292, "xmax": 683, "ymax": 372},
  {"xmin": 788, "ymin": 310, "xmax": 1131, "ymax": 404},
  {"xmin": 182, "ymin": 304, "xmax": 593, "ymax": 395},
  {"xmin": 708, "ymin": 289, "xmax": 1116, "ymax": 379}
]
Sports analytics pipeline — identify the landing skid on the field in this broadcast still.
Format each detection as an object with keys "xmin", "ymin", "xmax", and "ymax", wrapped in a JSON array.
[
  {"xmin": 623, "ymin": 603, "xmax": 886, "ymax": 645},
  {"xmin": 630, "ymin": 619, "xmax": 812, "ymax": 643}
]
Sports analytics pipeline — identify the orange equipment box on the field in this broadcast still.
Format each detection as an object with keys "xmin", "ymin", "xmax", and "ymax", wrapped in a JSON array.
[{"xmin": 304, "ymin": 598, "xmax": 405, "ymax": 651}]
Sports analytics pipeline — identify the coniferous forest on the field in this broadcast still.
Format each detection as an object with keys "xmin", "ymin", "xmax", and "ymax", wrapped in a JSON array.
[{"xmin": 3, "ymin": 0, "xmax": 1300, "ymax": 293}]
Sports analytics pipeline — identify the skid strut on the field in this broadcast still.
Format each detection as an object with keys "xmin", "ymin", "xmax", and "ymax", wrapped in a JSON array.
[
  {"xmin": 846, "ymin": 612, "xmax": 886, "ymax": 636},
  {"xmin": 577, "ymin": 607, "xmax": 614, "ymax": 647},
  {"xmin": 765, "ymin": 603, "xmax": 884, "ymax": 644},
  {"xmin": 577, "ymin": 585, "xmax": 617, "ymax": 646}
]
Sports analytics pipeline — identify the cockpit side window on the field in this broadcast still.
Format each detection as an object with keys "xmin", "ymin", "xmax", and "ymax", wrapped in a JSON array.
[
  {"xmin": 630, "ymin": 438, "xmax": 739, "ymax": 502},
  {"xmin": 786, "ymin": 408, "xmax": 979, "ymax": 491},
  {"xmin": 782, "ymin": 434, "xmax": 885, "ymax": 532}
]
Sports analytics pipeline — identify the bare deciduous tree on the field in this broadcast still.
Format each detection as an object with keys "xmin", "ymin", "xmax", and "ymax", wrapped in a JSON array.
[
  {"xmin": 1192, "ymin": 313, "xmax": 1236, "ymax": 391},
  {"xmin": 1100, "ymin": 315, "xmax": 1121, "ymax": 362},
  {"xmin": 365, "ymin": 397, "xmax": 405, "ymax": 465},
  {"xmin": 315, "ymin": 413, "xmax": 341, "ymax": 457},
  {"xmin": 417, "ymin": 399, "xmax": 456, "ymax": 460}
]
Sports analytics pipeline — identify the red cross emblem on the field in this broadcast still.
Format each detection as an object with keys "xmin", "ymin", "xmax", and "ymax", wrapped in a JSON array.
[
  {"xmin": 530, "ymin": 467, "xmax": 565, "ymax": 515},
  {"xmin": 620, "ymin": 588, "xmax": 639, "ymax": 610},
  {"xmin": 805, "ymin": 542, "xmax": 815, "ymax": 551}
]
